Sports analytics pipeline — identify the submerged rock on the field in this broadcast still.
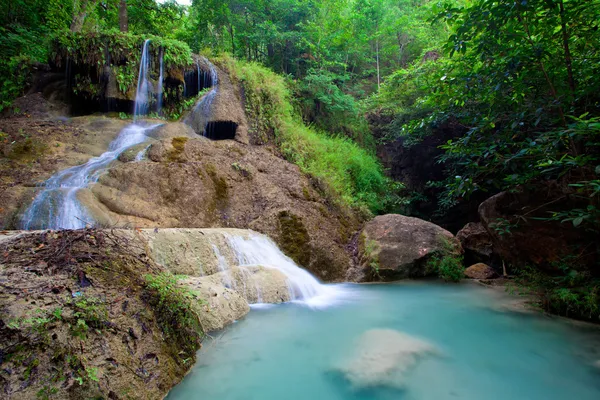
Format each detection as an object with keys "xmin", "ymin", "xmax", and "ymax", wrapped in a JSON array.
[
  {"xmin": 464, "ymin": 263, "xmax": 498, "ymax": 280},
  {"xmin": 358, "ymin": 214, "xmax": 461, "ymax": 280},
  {"xmin": 335, "ymin": 329, "xmax": 437, "ymax": 390}
]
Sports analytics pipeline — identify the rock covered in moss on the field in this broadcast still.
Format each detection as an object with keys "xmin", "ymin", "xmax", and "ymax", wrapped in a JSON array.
[
  {"xmin": 464, "ymin": 263, "xmax": 498, "ymax": 280},
  {"xmin": 358, "ymin": 214, "xmax": 460, "ymax": 280}
]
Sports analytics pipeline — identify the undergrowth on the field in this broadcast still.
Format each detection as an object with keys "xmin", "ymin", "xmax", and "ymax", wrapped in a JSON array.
[
  {"xmin": 510, "ymin": 262, "xmax": 600, "ymax": 322},
  {"xmin": 144, "ymin": 272, "xmax": 203, "ymax": 356},
  {"xmin": 426, "ymin": 238, "xmax": 464, "ymax": 282}
]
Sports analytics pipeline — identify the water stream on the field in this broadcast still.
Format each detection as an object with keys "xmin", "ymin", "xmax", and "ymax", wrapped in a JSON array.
[
  {"xmin": 184, "ymin": 57, "xmax": 218, "ymax": 136},
  {"xmin": 134, "ymin": 39, "xmax": 152, "ymax": 120},
  {"xmin": 167, "ymin": 283, "xmax": 600, "ymax": 400},
  {"xmin": 20, "ymin": 39, "xmax": 160, "ymax": 229}
]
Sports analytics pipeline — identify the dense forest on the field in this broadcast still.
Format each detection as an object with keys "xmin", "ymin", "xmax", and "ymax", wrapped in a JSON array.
[{"xmin": 1, "ymin": 0, "xmax": 600, "ymax": 320}]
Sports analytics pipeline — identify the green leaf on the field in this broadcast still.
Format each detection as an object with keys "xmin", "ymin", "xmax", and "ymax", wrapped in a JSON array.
[{"xmin": 572, "ymin": 217, "xmax": 583, "ymax": 227}]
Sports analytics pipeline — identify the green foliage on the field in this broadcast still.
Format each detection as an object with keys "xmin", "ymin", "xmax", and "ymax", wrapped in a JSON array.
[
  {"xmin": 144, "ymin": 272, "xmax": 203, "ymax": 355},
  {"xmin": 426, "ymin": 238, "xmax": 464, "ymax": 282},
  {"xmin": 513, "ymin": 262, "xmax": 600, "ymax": 321},
  {"xmin": 371, "ymin": 0, "xmax": 600, "ymax": 223},
  {"xmin": 71, "ymin": 295, "xmax": 108, "ymax": 338}
]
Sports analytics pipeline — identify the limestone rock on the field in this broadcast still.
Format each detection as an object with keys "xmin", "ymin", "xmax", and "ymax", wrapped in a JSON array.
[
  {"xmin": 198, "ymin": 265, "xmax": 292, "ymax": 304},
  {"xmin": 464, "ymin": 263, "xmax": 498, "ymax": 279},
  {"xmin": 359, "ymin": 214, "xmax": 460, "ymax": 280},
  {"xmin": 182, "ymin": 277, "xmax": 250, "ymax": 332}
]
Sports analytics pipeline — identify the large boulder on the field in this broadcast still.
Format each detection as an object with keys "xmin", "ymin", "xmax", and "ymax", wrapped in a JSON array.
[
  {"xmin": 358, "ymin": 214, "xmax": 461, "ymax": 280},
  {"xmin": 478, "ymin": 187, "xmax": 599, "ymax": 271}
]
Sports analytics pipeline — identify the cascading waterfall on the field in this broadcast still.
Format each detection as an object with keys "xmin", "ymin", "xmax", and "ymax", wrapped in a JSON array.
[
  {"xmin": 20, "ymin": 124, "xmax": 158, "ymax": 229},
  {"xmin": 156, "ymin": 50, "xmax": 164, "ymax": 115},
  {"xmin": 184, "ymin": 57, "xmax": 219, "ymax": 137},
  {"xmin": 134, "ymin": 39, "xmax": 152, "ymax": 119},
  {"xmin": 223, "ymin": 232, "xmax": 344, "ymax": 307},
  {"xmin": 20, "ymin": 39, "xmax": 160, "ymax": 230}
]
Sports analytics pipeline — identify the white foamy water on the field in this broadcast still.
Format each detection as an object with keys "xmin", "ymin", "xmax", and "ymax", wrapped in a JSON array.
[
  {"xmin": 226, "ymin": 232, "xmax": 350, "ymax": 308},
  {"xmin": 20, "ymin": 123, "xmax": 159, "ymax": 229}
]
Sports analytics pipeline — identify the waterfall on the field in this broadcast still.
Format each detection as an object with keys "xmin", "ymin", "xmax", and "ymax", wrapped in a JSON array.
[
  {"xmin": 156, "ymin": 50, "xmax": 164, "ymax": 115},
  {"xmin": 20, "ymin": 40, "xmax": 162, "ymax": 230},
  {"xmin": 224, "ymin": 232, "xmax": 344, "ymax": 307},
  {"xmin": 134, "ymin": 39, "xmax": 152, "ymax": 120},
  {"xmin": 20, "ymin": 124, "xmax": 159, "ymax": 229},
  {"xmin": 184, "ymin": 57, "xmax": 218, "ymax": 137}
]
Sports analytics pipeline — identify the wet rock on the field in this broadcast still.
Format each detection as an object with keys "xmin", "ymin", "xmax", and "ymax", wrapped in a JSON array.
[
  {"xmin": 358, "ymin": 214, "xmax": 461, "ymax": 280},
  {"xmin": 182, "ymin": 277, "xmax": 250, "ymax": 332},
  {"xmin": 464, "ymin": 263, "xmax": 498, "ymax": 280}
]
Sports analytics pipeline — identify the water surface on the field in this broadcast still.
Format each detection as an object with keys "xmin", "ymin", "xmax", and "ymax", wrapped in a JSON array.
[{"xmin": 168, "ymin": 283, "xmax": 600, "ymax": 400}]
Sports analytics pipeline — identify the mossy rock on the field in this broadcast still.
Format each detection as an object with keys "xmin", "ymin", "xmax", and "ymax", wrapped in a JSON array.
[{"xmin": 277, "ymin": 210, "xmax": 311, "ymax": 267}]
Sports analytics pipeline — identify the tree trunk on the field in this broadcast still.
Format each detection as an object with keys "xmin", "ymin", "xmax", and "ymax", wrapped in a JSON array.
[
  {"xmin": 558, "ymin": 0, "xmax": 576, "ymax": 98},
  {"xmin": 119, "ymin": 0, "xmax": 128, "ymax": 33},
  {"xmin": 375, "ymin": 37, "xmax": 380, "ymax": 91},
  {"xmin": 70, "ymin": 0, "xmax": 98, "ymax": 32}
]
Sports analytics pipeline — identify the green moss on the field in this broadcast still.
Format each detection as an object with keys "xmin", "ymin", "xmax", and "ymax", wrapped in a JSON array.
[
  {"xmin": 8, "ymin": 137, "xmax": 47, "ymax": 161},
  {"xmin": 167, "ymin": 137, "xmax": 188, "ymax": 163},
  {"xmin": 302, "ymin": 186, "xmax": 311, "ymax": 201},
  {"xmin": 205, "ymin": 163, "xmax": 229, "ymax": 212},
  {"xmin": 277, "ymin": 211, "xmax": 311, "ymax": 267},
  {"xmin": 144, "ymin": 272, "xmax": 203, "ymax": 357},
  {"xmin": 362, "ymin": 238, "xmax": 382, "ymax": 279},
  {"xmin": 231, "ymin": 162, "xmax": 251, "ymax": 178}
]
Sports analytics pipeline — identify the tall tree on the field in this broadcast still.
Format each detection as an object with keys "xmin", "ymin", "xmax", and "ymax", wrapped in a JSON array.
[{"xmin": 119, "ymin": 0, "xmax": 128, "ymax": 32}]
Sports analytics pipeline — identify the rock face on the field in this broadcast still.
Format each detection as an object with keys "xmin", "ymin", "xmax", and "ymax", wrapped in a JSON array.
[
  {"xmin": 478, "ymin": 187, "xmax": 599, "ymax": 271},
  {"xmin": 184, "ymin": 64, "xmax": 250, "ymax": 144},
  {"xmin": 456, "ymin": 222, "xmax": 493, "ymax": 265},
  {"xmin": 78, "ymin": 132, "xmax": 356, "ymax": 281},
  {"xmin": 464, "ymin": 263, "xmax": 498, "ymax": 280},
  {"xmin": 0, "ymin": 230, "xmax": 202, "ymax": 400},
  {"xmin": 358, "ymin": 214, "xmax": 460, "ymax": 280}
]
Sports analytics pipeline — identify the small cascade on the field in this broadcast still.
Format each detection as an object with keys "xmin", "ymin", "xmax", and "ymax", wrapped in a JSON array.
[
  {"xmin": 211, "ymin": 244, "xmax": 234, "ymax": 288},
  {"xmin": 20, "ymin": 124, "xmax": 159, "ymax": 229},
  {"xmin": 135, "ymin": 144, "xmax": 152, "ymax": 161},
  {"xmin": 156, "ymin": 50, "xmax": 164, "ymax": 115},
  {"xmin": 134, "ymin": 39, "xmax": 152, "ymax": 119},
  {"xmin": 224, "ymin": 232, "xmax": 343, "ymax": 307},
  {"xmin": 184, "ymin": 57, "xmax": 218, "ymax": 137}
]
